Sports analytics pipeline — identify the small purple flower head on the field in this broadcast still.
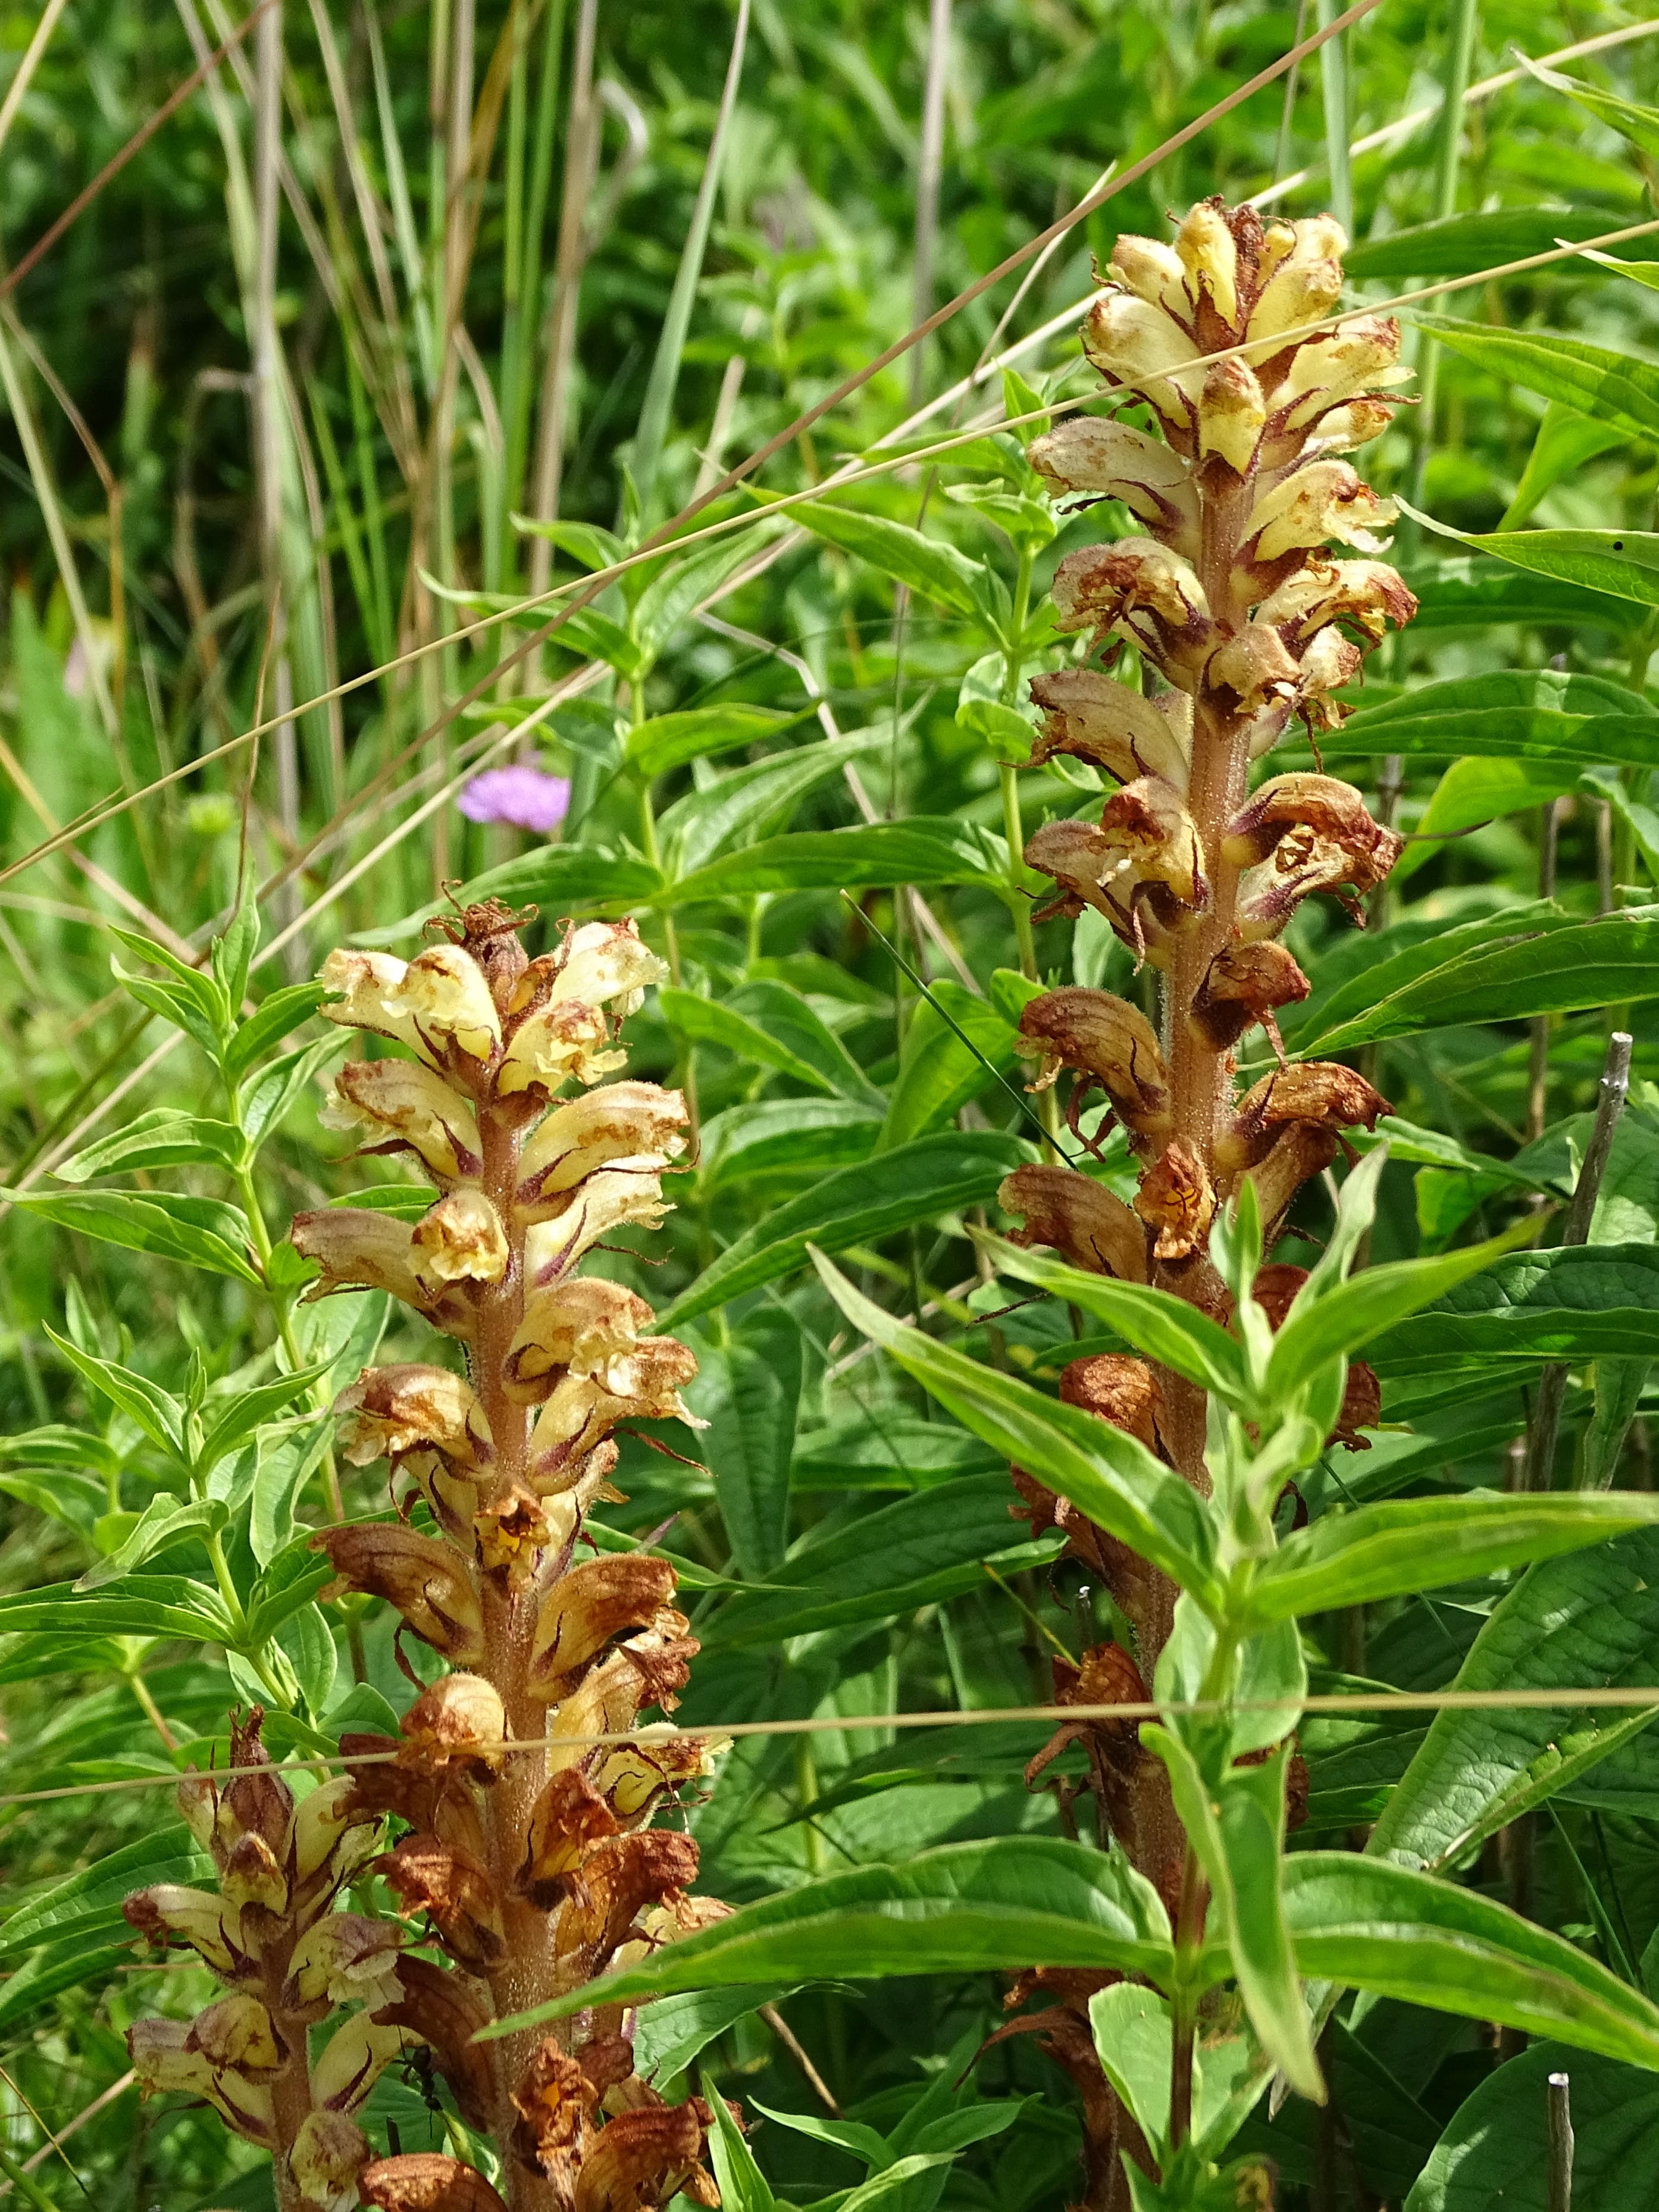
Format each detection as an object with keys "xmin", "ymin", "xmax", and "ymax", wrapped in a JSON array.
[{"xmin": 456, "ymin": 764, "xmax": 572, "ymax": 835}]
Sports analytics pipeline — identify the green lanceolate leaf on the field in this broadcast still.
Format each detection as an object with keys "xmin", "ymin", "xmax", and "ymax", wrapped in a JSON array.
[
  {"xmin": 625, "ymin": 703, "xmax": 795, "ymax": 780},
  {"xmin": 788, "ymin": 498, "xmax": 991, "ymax": 621},
  {"xmin": 0, "ymin": 1828, "xmax": 209, "ymax": 1959},
  {"xmin": 667, "ymin": 818, "xmax": 1008, "ymax": 905},
  {"xmin": 880, "ymin": 977, "xmax": 1028, "ymax": 1149},
  {"xmin": 1399, "ymin": 497, "xmax": 1659, "ymax": 612},
  {"xmin": 700, "ymin": 1472, "xmax": 1057, "ymax": 1648},
  {"xmin": 222, "ymin": 981, "xmax": 328, "ymax": 1085},
  {"xmin": 42, "ymin": 1326, "xmax": 183, "ymax": 1454},
  {"xmin": 1348, "ymin": 209, "xmax": 1659, "ymax": 283},
  {"xmin": 1264, "ymin": 1219, "xmax": 1539, "ymax": 1397},
  {"xmin": 1325, "ymin": 667, "xmax": 1659, "ymax": 769},
  {"xmin": 1390, "ymin": 757, "xmax": 1586, "ymax": 885},
  {"xmin": 1369, "ymin": 1528, "xmax": 1659, "ymax": 1874},
  {"xmin": 1367, "ymin": 1243, "xmax": 1659, "ymax": 1370},
  {"xmin": 1279, "ymin": 1854, "xmax": 1659, "ymax": 2072},
  {"xmin": 812, "ymin": 1251, "xmax": 1223, "ymax": 1606},
  {"xmin": 1153, "ymin": 1731, "xmax": 1322, "ymax": 2101},
  {"xmin": 1279, "ymin": 899, "xmax": 1565, "ymax": 1051},
  {"xmin": 5, "ymin": 1188, "xmax": 260, "ymax": 1283},
  {"xmin": 686, "ymin": 1307, "xmax": 802, "ymax": 1582},
  {"xmin": 0, "ymin": 1575, "xmax": 234, "ymax": 1643},
  {"xmin": 658, "ymin": 727, "xmax": 890, "ymax": 876},
  {"xmin": 479, "ymin": 1838, "xmax": 1176, "ymax": 2038},
  {"xmin": 660, "ymin": 979, "xmax": 884, "ymax": 1108},
  {"xmin": 1407, "ymin": 559, "xmax": 1646, "ymax": 634},
  {"xmin": 73, "ymin": 1494, "xmax": 228, "ymax": 1591},
  {"xmin": 697, "ymin": 1097, "xmax": 882, "ymax": 1193},
  {"xmin": 52, "ymin": 1108, "xmax": 246, "ymax": 1182},
  {"xmin": 1295, "ymin": 908, "xmax": 1659, "ymax": 1056},
  {"xmin": 1245, "ymin": 1491, "xmax": 1659, "ymax": 1624},
  {"xmin": 197, "ymin": 1359, "xmax": 333, "ymax": 1473},
  {"xmin": 659, "ymin": 1130, "xmax": 1024, "ymax": 1327},
  {"xmin": 1413, "ymin": 314, "xmax": 1659, "ymax": 448},
  {"xmin": 978, "ymin": 1229, "xmax": 1248, "ymax": 1399}
]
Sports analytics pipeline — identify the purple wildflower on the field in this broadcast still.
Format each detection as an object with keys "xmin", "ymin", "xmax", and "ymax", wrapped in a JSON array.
[{"xmin": 456, "ymin": 762, "xmax": 572, "ymax": 834}]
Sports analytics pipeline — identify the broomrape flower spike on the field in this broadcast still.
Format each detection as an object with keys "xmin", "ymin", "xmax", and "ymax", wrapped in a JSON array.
[
  {"xmin": 126, "ymin": 903, "xmax": 722, "ymax": 2212},
  {"xmin": 998, "ymin": 201, "xmax": 1410, "ymax": 2195}
]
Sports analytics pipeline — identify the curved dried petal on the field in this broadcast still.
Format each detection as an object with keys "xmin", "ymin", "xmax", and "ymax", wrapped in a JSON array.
[
  {"xmin": 1026, "ymin": 668, "xmax": 1190, "ymax": 789},
  {"xmin": 412, "ymin": 1190, "xmax": 509, "ymax": 1287},
  {"xmin": 1188, "ymin": 940, "xmax": 1310, "ymax": 1052},
  {"xmin": 1100, "ymin": 776, "xmax": 1208, "ymax": 909},
  {"xmin": 506, "ymin": 1277, "xmax": 655, "ymax": 1398},
  {"xmin": 1082, "ymin": 293, "xmax": 1202, "ymax": 425},
  {"xmin": 518, "ymin": 1081, "xmax": 688, "ymax": 1210},
  {"xmin": 528, "ymin": 1555, "xmax": 680, "ymax": 1698},
  {"xmin": 999, "ymin": 1163, "xmax": 1147, "ymax": 1282},
  {"xmin": 124, "ymin": 1884, "xmax": 245, "ymax": 1975},
  {"xmin": 1016, "ymin": 986, "xmax": 1171, "ymax": 1139},
  {"xmin": 528, "ymin": 1338, "xmax": 702, "ymax": 1479},
  {"xmin": 381, "ymin": 943, "xmax": 502, "ymax": 1062},
  {"xmin": 1107, "ymin": 233, "xmax": 1190, "ymax": 315},
  {"xmin": 1218, "ymin": 1062, "xmax": 1391, "ymax": 1174},
  {"xmin": 379, "ymin": 1835, "xmax": 502, "ymax": 1972},
  {"xmin": 1225, "ymin": 774, "xmax": 1403, "ymax": 893},
  {"xmin": 1133, "ymin": 1139, "xmax": 1216, "ymax": 1261},
  {"xmin": 373, "ymin": 1956, "xmax": 495, "ymax": 2130},
  {"xmin": 512, "ymin": 2041, "xmax": 598, "ymax": 2186},
  {"xmin": 1272, "ymin": 316, "xmax": 1411, "ymax": 433},
  {"xmin": 400, "ymin": 1672, "xmax": 507, "ymax": 1772},
  {"xmin": 553, "ymin": 1830, "xmax": 700, "ymax": 1985},
  {"xmin": 186, "ymin": 1992, "xmax": 285, "ymax": 2081},
  {"xmin": 1255, "ymin": 556, "xmax": 1417, "ymax": 647},
  {"xmin": 292, "ymin": 2111, "xmax": 373, "ymax": 2211},
  {"xmin": 323, "ymin": 1059, "xmax": 483, "ymax": 1182},
  {"xmin": 336, "ymin": 1365, "xmax": 491, "ymax": 1473},
  {"xmin": 358, "ymin": 2155, "xmax": 507, "ymax": 2212},
  {"xmin": 291, "ymin": 1207, "xmax": 452, "ymax": 1326},
  {"xmin": 1238, "ymin": 1122, "xmax": 1341, "ymax": 1242},
  {"xmin": 589, "ymin": 1732, "xmax": 716, "ymax": 1824},
  {"xmin": 1051, "ymin": 537, "xmax": 1209, "ymax": 642},
  {"xmin": 1247, "ymin": 459, "xmax": 1397, "ymax": 562},
  {"xmin": 571, "ymin": 2103, "xmax": 709, "ymax": 2212},
  {"xmin": 524, "ymin": 1169, "xmax": 675, "ymax": 1280},
  {"xmin": 315, "ymin": 1525, "xmax": 484, "ymax": 1662},
  {"xmin": 1028, "ymin": 418, "xmax": 1198, "ymax": 552},
  {"xmin": 519, "ymin": 1767, "xmax": 621, "ymax": 1906},
  {"xmin": 1059, "ymin": 1354, "xmax": 1166, "ymax": 1456},
  {"xmin": 521, "ymin": 918, "xmax": 668, "ymax": 1021}
]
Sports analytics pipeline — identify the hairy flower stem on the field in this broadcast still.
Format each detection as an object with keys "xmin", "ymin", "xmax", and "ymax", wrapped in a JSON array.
[{"xmin": 1166, "ymin": 1847, "xmax": 1209, "ymax": 2154}]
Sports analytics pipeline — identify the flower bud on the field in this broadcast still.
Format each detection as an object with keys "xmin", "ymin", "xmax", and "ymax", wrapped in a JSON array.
[
  {"xmin": 509, "ymin": 917, "xmax": 663, "ymax": 1016},
  {"xmin": 1026, "ymin": 669, "xmax": 1190, "ymax": 790},
  {"xmin": 381, "ymin": 942, "xmax": 502, "ymax": 1062},
  {"xmin": 292, "ymin": 1775, "xmax": 374, "ymax": 1885},
  {"xmin": 1188, "ymin": 940, "xmax": 1310, "ymax": 1052},
  {"xmin": 129, "ymin": 2016, "xmax": 277, "ymax": 2144},
  {"xmin": 517, "ymin": 1081, "xmax": 688, "ymax": 1213},
  {"xmin": 124, "ymin": 1884, "xmax": 245, "ymax": 1975},
  {"xmin": 1198, "ymin": 356, "xmax": 1266, "ymax": 473},
  {"xmin": 1027, "ymin": 418, "xmax": 1198, "ymax": 552},
  {"xmin": 505, "ymin": 1277, "xmax": 655, "ymax": 1399},
  {"xmin": 284, "ymin": 1912, "xmax": 404, "ymax": 2015},
  {"xmin": 322, "ymin": 1059, "xmax": 483, "ymax": 1182},
  {"xmin": 186, "ymin": 1992, "xmax": 286, "ymax": 2080},
  {"xmin": 998, "ymin": 1163, "xmax": 1147, "ymax": 1282},
  {"xmin": 320, "ymin": 949, "xmax": 437, "ymax": 1066},
  {"xmin": 291, "ymin": 2112, "xmax": 372, "ymax": 2211},
  {"xmin": 336, "ymin": 1365, "xmax": 491, "ymax": 1473},
  {"xmin": 314, "ymin": 1525, "xmax": 484, "ymax": 1663},
  {"xmin": 399, "ymin": 1672, "xmax": 507, "ymax": 1774},
  {"xmin": 1059, "ymin": 1354, "xmax": 1167, "ymax": 1456},
  {"xmin": 528, "ymin": 1555, "xmax": 681, "ymax": 1698},
  {"xmin": 311, "ymin": 2012, "xmax": 411, "ymax": 2114},
  {"xmin": 379, "ymin": 1834, "xmax": 503, "ymax": 1971},
  {"xmin": 1016, "ymin": 987, "xmax": 1171, "ymax": 1141},
  {"xmin": 412, "ymin": 1190, "xmax": 509, "ymax": 1288},
  {"xmin": 1133, "ymin": 1139, "xmax": 1216, "ymax": 1261},
  {"xmin": 1247, "ymin": 459, "xmax": 1397, "ymax": 562},
  {"xmin": 1175, "ymin": 198, "xmax": 1239, "ymax": 326},
  {"xmin": 1247, "ymin": 239, "xmax": 1343, "ymax": 346},
  {"xmin": 1082, "ymin": 293, "xmax": 1201, "ymax": 426},
  {"xmin": 1107, "ymin": 233, "xmax": 1190, "ymax": 315}
]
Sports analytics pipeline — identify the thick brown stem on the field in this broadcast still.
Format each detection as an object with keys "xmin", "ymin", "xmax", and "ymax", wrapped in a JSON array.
[
  {"xmin": 470, "ymin": 1096, "xmax": 559, "ymax": 2210},
  {"xmin": 264, "ymin": 1935, "xmax": 318, "ymax": 2212}
]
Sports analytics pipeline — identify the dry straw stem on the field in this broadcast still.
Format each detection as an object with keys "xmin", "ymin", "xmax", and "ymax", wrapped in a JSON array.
[
  {"xmin": 8, "ymin": 199, "xmax": 1659, "ymax": 909},
  {"xmin": 6, "ymin": 1687, "xmax": 1659, "ymax": 1813}
]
